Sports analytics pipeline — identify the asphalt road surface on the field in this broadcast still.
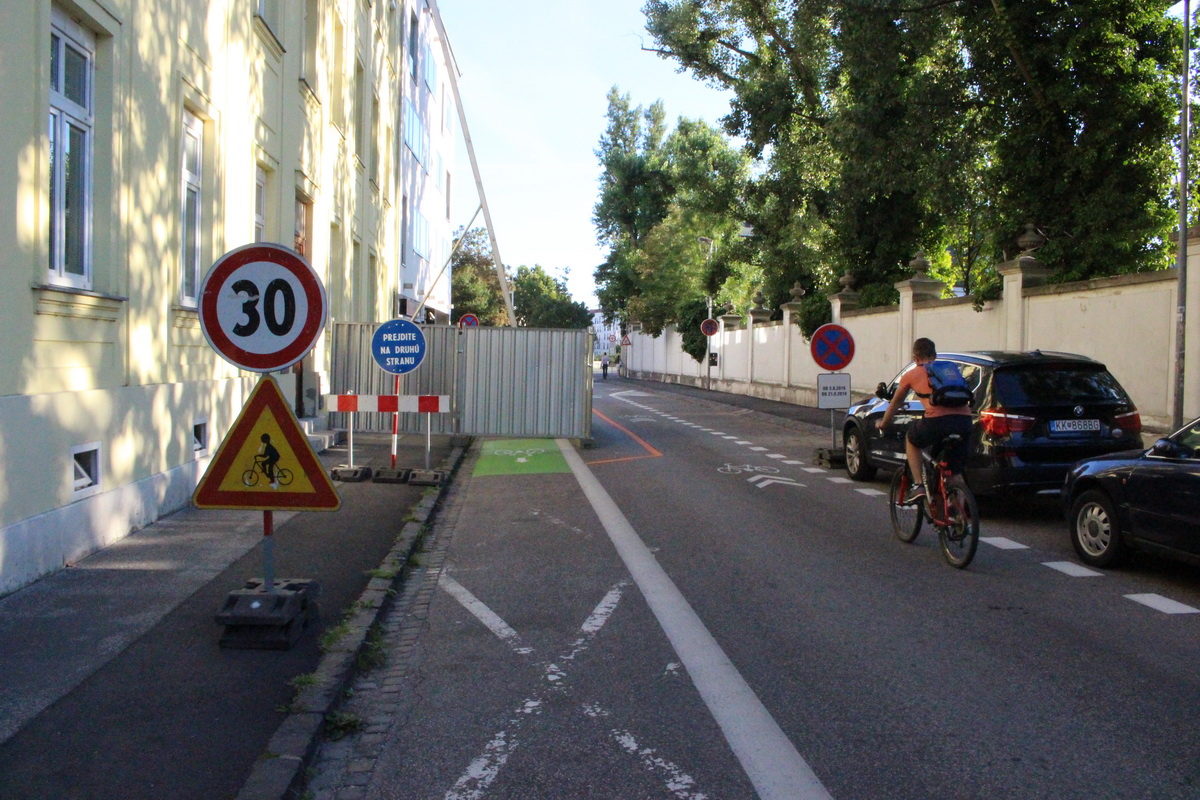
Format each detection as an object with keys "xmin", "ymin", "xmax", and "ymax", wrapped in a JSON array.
[{"xmin": 351, "ymin": 378, "xmax": 1200, "ymax": 799}]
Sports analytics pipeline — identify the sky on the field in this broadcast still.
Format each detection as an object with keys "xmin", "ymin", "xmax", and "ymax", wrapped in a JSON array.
[{"xmin": 436, "ymin": 0, "xmax": 735, "ymax": 309}]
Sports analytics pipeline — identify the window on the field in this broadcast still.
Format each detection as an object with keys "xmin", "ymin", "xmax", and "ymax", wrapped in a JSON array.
[
  {"xmin": 49, "ymin": 9, "xmax": 95, "ymax": 288},
  {"xmin": 422, "ymin": 39, "xmax": 437, "ymax": 92},
  {"xmin": 403, "ymin": 98, "xmax": 427, "ymax": 167},
  {"xmin": 413, "ymin": 211, "xmax": 429, "ymax": 259},
  {"xmin": 301, "ymin": 0, "xmax": 320, "ymax": 87},
  {"xmin": 407, "ymin": 11, "xmax": 419, "ymax": 82},
  {"xmin": 331, "ymin": 14, "xmax": 345, "ymax": 129},
  {"xmin": 192, "ymin": 420, "xmax": 208, "ymax": 454},
  {"xmin": 254, "ymin": 165, "xmax": 267, "ymax": 242},
  {"xmin": 353, "ymin": 59, "xmax": 366, "ymax": 158},
  {"xmin": 180, "ymin": 110, "xmax": 204, "ymax": 304},
  {"xmin": 256, "ymin": 0, "xmax": 280, "ymax": 35},
  {"xmin": 294, "ymin": 194, "xmax": 312, "ymax": 256},
  {"xmin": 370, "ymin": 96, "xmax": 380, "ymax": 184},
  {"xmin": 71, "ymin": 442, "xmax": 100, "ymax": 494}
]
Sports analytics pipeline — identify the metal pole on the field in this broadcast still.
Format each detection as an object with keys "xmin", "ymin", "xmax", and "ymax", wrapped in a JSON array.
[
  {"xmin": 705, "ymin": 296, "xmax": 712, "ymax": 391},
  {"xmin": 1176, "ymin": 0, "xmax": 1191, "ymax": 431},
  {"xmin": 262, "ymin": 510, "xmax": 275, "ymax": 594},
  {"xmin": 347, "ymin": 414, "xmax": 355, "ymax": 468},
  {"xmin": 425, "ymin": 412, "xmax": 432, "ymax": 471},
  {"xmin": 390, "ymin": 374, "xmax": 399, "ymax": 469}
]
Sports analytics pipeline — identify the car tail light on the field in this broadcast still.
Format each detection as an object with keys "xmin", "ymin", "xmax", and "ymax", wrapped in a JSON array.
[
  {"xmin": 980, "ymin": 408, "xmax": 1034, "ymax": 437},
  {"xmin": 1114, "ymin": 409, "xmax": 1141, "ymax": 435}
]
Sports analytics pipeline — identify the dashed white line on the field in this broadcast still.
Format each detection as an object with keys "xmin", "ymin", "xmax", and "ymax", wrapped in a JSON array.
[
  {"xmin": 748, "ymin": 446, "xmax": 768, "ymax": 452},
  {"xmin": 826, "ymin": 477, "xmax": 854, "ymax": 485},
  {"xmin": 723, "ymin": 436, "xmax": 739, "ymax": 440},
  {"xmin": 855, "ymin": 488, "xmax": 887, "ymax": 497},
  {"xmin": 766, "ymin": 454, "xmax": 786, "ymax": 459},
  {"xmin": 981, "ymin": 537, "xmax": 1029, "ymax": 550},
  {"xmin": 1124, "ymin": 594, "xmax": 1200, "ymax": 615},
  {"xmin": 1043, "ymin": 561, "xmax": 1104, "ymax": 577},
  {"xmin": 783, "ymin": 460, "xmax": 804, "ymax": 465},
  {"xmin": 802, "ymin": 467, "xmax": 826, "ymax": 474},
  {"xmin": 735, "ymin": 440, "xmax": 751, "ymax": 445}
]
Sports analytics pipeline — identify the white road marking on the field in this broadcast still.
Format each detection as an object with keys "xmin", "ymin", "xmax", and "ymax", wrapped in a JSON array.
[
  {"xmin": 735, "ymin": 440, "xmax": 752, "ymax": 445},
  {"xmin": 855, "ymin": 488, "xmax": 887, "ymax": 497},
  {"xmin": 723, "ymin": 436, "xmax": 739, "ymax": 440},
  {"xmin": 766, "ymin": 454, "xmax": 786, "ymax": 459},
  {"xmin": 748, "ymin": 446, "xmax": 768, "ymax": 452},
  {"xmin": 981, "ymin": 537, "xmax": 1028, "ymax": 550},
  {"xmin": 1124, "ymin": 594, "xmax": 1200, "ymax": 615},
  {"xmin": 597, "ymin": 715, "xmax": 711, "ymax": 800},
  {"xmin": 802, "ymin": 467, "xmax": 826, "ymax": 474},
  {"xmin": 1042, "ymin": 561, "xmax": 1104, "ymax": 577},
  {"xmin": 710, "ymin": 431, "xmax": 726, "ymax": 436},
  {"xmin": 440, "ymin": 574, "xmax": 533, "ymax": 655},
  {"xmin": 444, "ymin": 581, "xmax": 629, "ymax": 800},
  {"xmin": 826, "ymin": 477, "xmax": 854, "ymax": 485},
  {"xmin": 747, "ymin": 475, "xmax": 806, "ymax": 490},
  {"xmin": 557, "ymin": 439, "xmax": 832, "ymax": 800},
  {"xmin": 783, "ymin": 460, "xmax": 804, "ymax": 465}
]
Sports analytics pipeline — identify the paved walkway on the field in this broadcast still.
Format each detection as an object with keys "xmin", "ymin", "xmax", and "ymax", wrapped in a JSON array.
[{"xmin": 0, "ymin": 432, "xmax": 455, "ymax": 800}]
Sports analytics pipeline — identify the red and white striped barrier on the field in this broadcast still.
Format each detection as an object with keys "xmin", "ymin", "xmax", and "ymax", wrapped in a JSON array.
[{"xmin": 323, "ymin": 394, "xmax": 450, "ymax": 413}]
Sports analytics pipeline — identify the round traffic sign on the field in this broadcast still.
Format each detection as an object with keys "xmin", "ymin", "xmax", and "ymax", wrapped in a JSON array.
[
  {"xmin": 458, "ymin": 313, "xmax": 480, "ymax": 328},
  {"xmin": 700, "ymin": 318, "xmax": 720, "ymax": 337},
  {"xmin": 810, "ymin": 323, "xmax": 855, "ymax": 371},
  {"xmin": 200, "ymin": 244, "xmax": 328, "ymax": 372},
  {"xmin": 371, "ymin": 319, "xmax": 427, "ymax": 374}
]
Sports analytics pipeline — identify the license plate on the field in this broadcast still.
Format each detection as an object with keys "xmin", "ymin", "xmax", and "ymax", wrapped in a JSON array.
[{"xmin": 1049, "ymin": 418, "xmax": 1100, "ymax": 433}]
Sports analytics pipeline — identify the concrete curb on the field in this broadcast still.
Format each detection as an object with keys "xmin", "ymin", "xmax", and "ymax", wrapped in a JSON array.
[{"xmin": 234, "ymin": 442, "xmax": 470, "ymax": 800}]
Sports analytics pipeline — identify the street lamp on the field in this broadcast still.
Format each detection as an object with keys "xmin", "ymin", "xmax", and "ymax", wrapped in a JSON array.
[{"xmin": 697, "ymin": 236, "xmax": 716, "ymax": 390}]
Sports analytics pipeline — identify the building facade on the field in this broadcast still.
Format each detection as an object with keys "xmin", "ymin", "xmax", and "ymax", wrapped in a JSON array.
[
  {"xmin": 590, "ymin": 310, "xmax": 620, "ymax": 358},
  {"xmin": 0, "ymin": 0, "xmax": 457, "ymax": 595}
]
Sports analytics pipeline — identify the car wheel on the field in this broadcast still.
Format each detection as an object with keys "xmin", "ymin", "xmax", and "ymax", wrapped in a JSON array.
[
  {"xmin": 844, "ymin": 427, "xmax": 877, "ymax": 481},
  {"xmin": 1070, "ymin": 489, "xmax": 1123, "ymax": 567}
]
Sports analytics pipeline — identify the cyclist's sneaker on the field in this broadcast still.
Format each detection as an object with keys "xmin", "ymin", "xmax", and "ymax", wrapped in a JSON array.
[
  {"xmin": 270, "ymin": 481, "xmax": 280, "ymax": 490},
  {"xmin": 902, "ymin": 483, "xmax": 926, "ymax": 505}
]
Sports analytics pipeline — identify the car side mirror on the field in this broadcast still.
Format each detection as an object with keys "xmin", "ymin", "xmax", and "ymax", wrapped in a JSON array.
[
  {"xmin": 1150, "ymin": 438, "xmax": 1186, "ymax": 458},
  {"xmin": 875, "ymin": 382, "xmax": 893, "ymax": 400}
]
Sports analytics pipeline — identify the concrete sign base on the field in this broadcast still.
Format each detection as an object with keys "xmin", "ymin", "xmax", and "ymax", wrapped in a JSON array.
[{"xmin": 216, "ymin": 578, "xmax": 320, "ymax": 650}]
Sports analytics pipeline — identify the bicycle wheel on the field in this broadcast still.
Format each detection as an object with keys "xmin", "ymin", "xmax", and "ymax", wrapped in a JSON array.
[
  {"xmin": 889, "ymin": 467, "xmax": 922, "ymax": 543},
  {"xmin": 276, "ymin": 467, "xmax": 294, "ymax": 486},
  {"xmin": 938, "ymin": 483, "xmax": 979, "ymax": 568},
  {"xmin": 241, "ymin": 469, "xmax": 259, "ymax": 487}
]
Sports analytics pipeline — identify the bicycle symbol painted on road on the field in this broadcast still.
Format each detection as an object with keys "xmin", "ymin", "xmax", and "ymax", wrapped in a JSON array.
[
  {"xmin": 716, "ymin": 463, "xmax": 780, "ymax": 475},
  {"xmin": 493, "ymin": 447, "xmax": 545, "ymax": 463}
]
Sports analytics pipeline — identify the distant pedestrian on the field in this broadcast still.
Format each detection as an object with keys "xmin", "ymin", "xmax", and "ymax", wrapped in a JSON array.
[{"xmin": 601, "ymin": 353, "xmax": 610, "ymax": 380}]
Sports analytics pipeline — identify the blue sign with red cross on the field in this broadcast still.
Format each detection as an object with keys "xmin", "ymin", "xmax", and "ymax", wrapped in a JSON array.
[{"xmin": 810, "ymin": 323, "xmax": 855, "ymax": 371}]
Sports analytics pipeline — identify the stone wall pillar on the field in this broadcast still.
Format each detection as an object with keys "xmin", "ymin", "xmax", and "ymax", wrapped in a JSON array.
[
  {"xmin": 781, "ymin": 282, "xmax": 805, "ymax": 387},
  {"xmin": 996, "ymin": 225, "xmax": 1052, "ymax": 351},
  {"xmin": 747, "ymin": 291, "xmax": 770, "ymax": 385},
  {"xmin": 893, "ymin": 252, "xmax": 945, "ymax": 364},
  {"xmin": 719, "ymin": 310, "xmax": 741, "ymax": 385}
]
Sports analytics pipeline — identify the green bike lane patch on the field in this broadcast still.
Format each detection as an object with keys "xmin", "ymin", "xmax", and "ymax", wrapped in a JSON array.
[{"xmin": 473, "ymin": 439, "xmax": 571, "ymax": 476}]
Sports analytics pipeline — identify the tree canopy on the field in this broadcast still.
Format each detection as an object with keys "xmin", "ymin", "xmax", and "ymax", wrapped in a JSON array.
[
  {"xmin": 449, "ymin": 228, "xmax": 509, "ymax": 326},
  {"xmin": 511, "ymin": 265, "xmax": 593, "ymax": 329}
]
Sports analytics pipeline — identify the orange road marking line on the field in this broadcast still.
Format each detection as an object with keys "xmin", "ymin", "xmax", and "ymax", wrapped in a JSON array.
[{"xmin": 587, "ymin": 409, "xmax": 663, "ymax": 465}]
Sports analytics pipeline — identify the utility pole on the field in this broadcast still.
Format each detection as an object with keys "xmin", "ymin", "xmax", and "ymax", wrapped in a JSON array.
[{"xmin": 1176, "ymin": 0, "xmax": 1191, "ymax": 431}]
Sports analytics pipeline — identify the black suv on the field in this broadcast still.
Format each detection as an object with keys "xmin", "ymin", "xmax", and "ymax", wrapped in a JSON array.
[{"xmin": 842, "ymin": 351, "xmax": 1143, "ymax": 496}]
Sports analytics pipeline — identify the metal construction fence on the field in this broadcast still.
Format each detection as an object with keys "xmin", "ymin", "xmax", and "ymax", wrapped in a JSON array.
[{"xmin": 328, "ymin": 324, "xmax": 593, "ymax": 439}]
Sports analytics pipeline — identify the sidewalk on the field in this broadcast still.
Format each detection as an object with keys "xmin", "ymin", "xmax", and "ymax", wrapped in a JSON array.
[{"xmin": 0, "ymin": 432, "xmax": 459, "ymax": 800}]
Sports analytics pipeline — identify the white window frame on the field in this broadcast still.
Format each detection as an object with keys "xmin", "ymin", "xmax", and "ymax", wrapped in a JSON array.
[
  {"xmin": 192, "ymin": 419, "xmax": 209, "ymax": 456},
  {"xmin": 181, "ymin": 109, "xmax": 204, "ymax": 305},
  {"xmin": 254, "ymin": 165, "xmax": 267, "ymax": 242},
  {"xmin": 71, "ymin": 442, "xmax": 101, "ymax": 497},
  {"xmin": 48, "ymin": 8, "xmax": 95, "ymax": 289}
]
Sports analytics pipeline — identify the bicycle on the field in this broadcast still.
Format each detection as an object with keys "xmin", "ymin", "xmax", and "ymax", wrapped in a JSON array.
[
  {"xmin": 888, "ymin": 433, "xmax": 979, "ymax": 568},
  {"xmin": 242, "ymin": 457, "xmax": 294, "ymax": 488}
]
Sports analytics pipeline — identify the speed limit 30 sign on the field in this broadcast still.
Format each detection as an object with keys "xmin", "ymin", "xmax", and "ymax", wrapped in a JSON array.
[{"xmin": 200, "ymin": 244, "xmax": 328, "ymax": 372}]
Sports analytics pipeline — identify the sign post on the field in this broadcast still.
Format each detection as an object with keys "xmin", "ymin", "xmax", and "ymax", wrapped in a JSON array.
[
  {"xmin": 196, "ymin": 245, "xmax": 332, "ymax": 642},
  {"xmin": 811, "ymin": 324, "xmax": 856, "ymax": 464},
  {"xmin": 369, "ymin": 319, "xmax": 433, "ymax": 482},
  {"xmin": 700, "ymin": 316, "xmax": 719, "ymax": 390}
]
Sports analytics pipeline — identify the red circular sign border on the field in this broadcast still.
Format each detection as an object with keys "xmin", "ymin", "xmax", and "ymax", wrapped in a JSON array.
[
  {"xmin": 700, "ymin": 318, "xmax": 720, "ymax": 337},
  {"xmin": 200, "ymin": 244, "xmax": 327, "ymax": 372},
  {"xmin": 810, "ymin": 323, "xmax": 855, "ymax": 371}
]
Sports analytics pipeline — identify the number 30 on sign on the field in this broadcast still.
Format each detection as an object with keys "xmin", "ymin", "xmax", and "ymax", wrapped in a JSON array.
[{"xmin": 200, "ymin": 243, "xmax": 329, "ymax": 373}]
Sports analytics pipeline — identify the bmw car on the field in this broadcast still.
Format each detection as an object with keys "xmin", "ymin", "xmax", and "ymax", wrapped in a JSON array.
[
  {"xmin": 1062, "ymin": 417, "xmax": 1200, "ymax": 568},
  {"xmin": 842, "ymin": 351, "xmax": 1144, "ymax": 495}
]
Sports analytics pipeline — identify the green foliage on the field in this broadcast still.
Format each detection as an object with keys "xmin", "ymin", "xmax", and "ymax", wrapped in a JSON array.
[
  {"xmin": 676, "ymin": 298, "xmax": 711, "ymax": 362},
  {"xmin": 642, "ymin": 0, "xmax": 1181, "ymax": 302},
  {"xmin": 450, "ymin": 228, "xmax": 509, "ymax": 325},
  {"xmin": 511, "ymin": 265, "xmax": 593, "ymax": 329}
]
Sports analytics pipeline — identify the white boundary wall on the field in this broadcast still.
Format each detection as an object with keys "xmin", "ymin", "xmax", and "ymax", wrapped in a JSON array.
[{"xmin": 624, "ymin": 240, "xmax": 1200, "ymax": 429}]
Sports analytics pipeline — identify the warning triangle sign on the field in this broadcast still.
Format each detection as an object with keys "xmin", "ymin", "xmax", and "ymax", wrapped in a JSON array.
[{"xmin": 193, "ymin": 376, "xmax": 341, "ymax": 511}]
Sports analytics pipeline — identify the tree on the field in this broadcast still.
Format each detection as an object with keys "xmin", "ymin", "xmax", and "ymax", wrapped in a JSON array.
[
  {"xmin": 511, "ymin": 265, "xmax": 593, "ymax": 329},
  {"xmin": 449, "ymin": 228, "xmax": 508, "ymax": 325}
]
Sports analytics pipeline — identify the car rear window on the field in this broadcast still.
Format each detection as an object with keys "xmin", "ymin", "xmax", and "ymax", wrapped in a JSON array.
[{"xmin": 993, "ymin": 365, "xmax": 1130, "ymax": 407}]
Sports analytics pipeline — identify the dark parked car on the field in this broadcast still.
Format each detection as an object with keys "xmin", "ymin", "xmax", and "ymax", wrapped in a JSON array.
[
  {"xmin": 842, "ymin": 351, "xmax": 1143, "ymax": 495},
  {"xmin": 1062, "ymin": 417, "xmax": 1200, "ymax": 567}
]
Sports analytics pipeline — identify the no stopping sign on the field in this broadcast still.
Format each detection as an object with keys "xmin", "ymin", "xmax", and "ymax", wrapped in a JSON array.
[{"xmin": 200, "ymin": 244, "xmax": 328, "ymax": 372}]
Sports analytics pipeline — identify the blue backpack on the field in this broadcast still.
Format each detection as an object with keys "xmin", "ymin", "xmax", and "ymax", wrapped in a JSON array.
[{"xmin": 923, "ymin": 360, "xmax": 973, "ymax": 407}]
